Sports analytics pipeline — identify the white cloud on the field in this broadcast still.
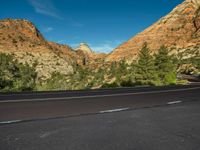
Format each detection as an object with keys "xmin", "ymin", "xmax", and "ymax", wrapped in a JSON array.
[
  {"xmin": 91, "ymin": 40, "xmax": 124, "ymax": 53},
  {"xmin": 68, "ymin": 42, "xmax": 114, "ymax": 53},
  {"xmin": 57, "ymin": 40, "xmax": 64, "ymax": 43},
  {"xmin": 91, "ymin": 44, "xmax": 114, "ymax": 53},
  {"xmin": 28, "ymin": 0, "xmax": 84, "ymax": 27},
  {"xmin": 69, "ymin": 43, "xmax": 79, "ymax": 48},
  {"xmin": 43, "ymin": 27, "xmax": 53, "ymax": 33},
  {"xmin": 57, "ymin": 40, "xmax": 67, "ymax": 44},
  {"xmin": 28, "ymin": 0, "xmax": 62, "ymax": 19},
  {"xmin": 61, "ymin": 40, "xmax": 124, "ymax": 53}
]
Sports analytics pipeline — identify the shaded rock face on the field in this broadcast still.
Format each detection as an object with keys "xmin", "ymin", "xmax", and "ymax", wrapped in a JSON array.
[
  {"xmin": 75, "ymin": 43, "xmax": 94, "ymax": 65},
  {"xmin": 106, "ymin": 0, "xmax": 200, "ymax": 61},
  {"xmin": 75, "ymin": 43, "xmax": 108, "ymax": 66}
]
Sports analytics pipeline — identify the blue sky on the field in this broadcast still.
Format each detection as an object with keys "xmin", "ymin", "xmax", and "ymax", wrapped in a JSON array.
[{"xmin": 0, "ymin": 0, "xmax": 184, "ymax": 53}]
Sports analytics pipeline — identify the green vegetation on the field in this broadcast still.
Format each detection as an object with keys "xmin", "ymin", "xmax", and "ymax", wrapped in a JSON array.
[
  {"xmin": 0, "ymin": 44, "xmax": 199, "ymax": 92},
  {"xmin": 0, "ymin": 53, "xmax": 37, "ymax": 92},
  {"xmin": 134, "ymin": 43, "xmax": 159, "ymax": 86},
  {"xmin": 154, "ymin": 46, "xmax": 177, "ymax": 85},
  {"xmin": 101, "ymin": 44, "xmax": 199, "ymax": 88}
]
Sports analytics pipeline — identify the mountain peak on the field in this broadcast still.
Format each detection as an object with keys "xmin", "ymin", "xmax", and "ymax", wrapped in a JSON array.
[
  {"xmin": 75, "ymin": 43, "xmax": 94, "ymax": 54},
  {"xmin": 0, "ymin": 18, "xmax": 45, "ymax": 46},
  {"xmin": 106, "ymin": 0, "xmax": 200, "ymax": 61}
]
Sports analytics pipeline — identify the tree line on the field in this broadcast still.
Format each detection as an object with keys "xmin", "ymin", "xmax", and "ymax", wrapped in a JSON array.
[{"xmin": 0, "ymin": 43, "xmax": 199, "ymax": 92}]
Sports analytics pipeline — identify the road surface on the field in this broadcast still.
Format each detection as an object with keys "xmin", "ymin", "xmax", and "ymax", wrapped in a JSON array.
[{"xmin": 0, "ymin": 85, "xmax": 200, "ymax": 150}]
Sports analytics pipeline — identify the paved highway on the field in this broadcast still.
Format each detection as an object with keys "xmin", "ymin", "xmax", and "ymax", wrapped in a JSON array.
[{"xmin": 0, "ymin": 85, "xmax": 200, "ymax": 150}]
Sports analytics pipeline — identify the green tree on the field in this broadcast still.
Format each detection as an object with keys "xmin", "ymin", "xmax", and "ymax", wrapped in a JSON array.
[
  {"xmin": 154, "ymin": 46, "xmax": 177, "ymax": 85},
  {"xmin": 0, "ymin": 53, "xmax": 37, "ymax": 92},
  {"xmin": 135, "ymin": 43, "xmax": 158, "ymax": 85}
]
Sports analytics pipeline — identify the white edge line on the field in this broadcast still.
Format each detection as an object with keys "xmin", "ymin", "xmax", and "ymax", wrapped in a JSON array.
[
  {"xmin": 100, "ymin": 108, "xmax": 129, "ymax": 113},
  {"xmin": 167, "ymin": 101, "xmax": 182, "ymax": 105},
  {"xmin": 0, "ymin": 120, "xmax": 22, "ymax": 124},
  {"xmin": 0, "ymin": 108, "xmax": 130, "ymax": 124},
  {"xmin": 0, "ymin": 87, "xmax": 199, "ymax": 103},
  {"xmin": 0, "ymin": 86, "xmax": 147, "ymax": 96}
]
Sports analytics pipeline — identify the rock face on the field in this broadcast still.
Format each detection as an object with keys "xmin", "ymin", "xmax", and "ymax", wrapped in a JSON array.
[
  {"xmin": 0, "ymin": 19, "xmax": 76, "ymax": 80},
  {"xmin": 0, "ymin": 19, "xmax": 107, "ymax": 80},
  {"xmin": 75, "ymin": 43, "xmax": 94, "ymax": 65},
  {"xmin": 106, "ymin": 0, "xmax": 200, "ymax": 61},
  {"xmin": 75, "ymin": 43, "xmax": 107, "ymax": 66},
  {"xmin": 75, "ymin": 43, "xmax": 94, "ymax": 55}
]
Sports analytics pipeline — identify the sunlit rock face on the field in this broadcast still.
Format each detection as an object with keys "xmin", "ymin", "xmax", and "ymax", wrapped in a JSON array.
[
  {"xmin": 0, "ymin": 19, "xmax": 108, "ymax": 79},
  {"xmin": 75, "ymin": 43, "xmax": 94, "ymax": 55},
  {"xmin": 106, "ymin": 0, "xmax": 200, "ymax": 62},
  {"xmin": 0, "ymin": 19, "xmax": 76, "ymax": 80}
]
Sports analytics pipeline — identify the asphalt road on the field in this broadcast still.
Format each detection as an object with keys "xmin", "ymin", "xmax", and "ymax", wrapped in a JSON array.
[
  {"xmin": 0, "ymin": 85, "xmax": 200, "ymax": 150},
  {"xmin": 0, "ymin": 85, "xmax": 199, "ymax": 123}
]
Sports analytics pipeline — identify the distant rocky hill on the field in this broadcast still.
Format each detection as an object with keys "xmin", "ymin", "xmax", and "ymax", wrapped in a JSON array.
[
  {"xmin": 75, "ymin": 43, "xmax": 107, "ymax": 65},
  {"xmin": 0, "ymin": 0, "xmax": 200, "ymax": 90},
  {"xmin": 106, "ymin": 0, "xmax": 200, "ymax": 61},
  {"xmin": 75, "ymin": 43, "xmax": 94, "ymax": 55},
  {"xmin": 0, "ymin": 19, "xmax": 106, "ymax": 80}
]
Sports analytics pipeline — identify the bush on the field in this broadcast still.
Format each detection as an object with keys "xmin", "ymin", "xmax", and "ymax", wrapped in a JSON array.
[
  {"xmin": 164, "ymin": 72, "xmax": 177, "ymax": 85},
  {"xmin": 0, "ymin": 53, "xmax": 37, "ymax": 92},
  {"xmin": 120, "ymin": 79, "xmax": 135, "ymax": 87},
  {"xmin": 101, "ymin": 82, "xmax": 119, "ymax": 88},
  {"xmin": 39, "ymin": 72, "xmax": 67, "ymax": 91}
]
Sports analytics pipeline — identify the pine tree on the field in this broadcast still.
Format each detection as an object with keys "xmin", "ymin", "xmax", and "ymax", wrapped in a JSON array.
[
  {"xmin": 155, "ymin": 46, "xmax": 177, "ymax": 85},
  {"xmin": 135, "ymin": 43, "xmax": 158, "ymax": 85}
]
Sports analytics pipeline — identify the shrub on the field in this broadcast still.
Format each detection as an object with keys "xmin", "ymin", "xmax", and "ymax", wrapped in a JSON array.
[
  {"xmin": 12, "ymin": 39, "xmax": 17, "ymax": 44},
  {"xmin": 164, "ymin": 72, "xmax": 177, "ymax": 85},
  {"xmin": 41, "ymin": 72, "xmax": 67, "ymax": 90},
  {"xmin": 120, "ymin": 79, "xmax": 135, "ymax": 87},
  {"xmin": 0, "ymin": 53, "xmax": 37, "ymax": 92},
  {"xmin": 101, "ymin": 82, "xmax": 119, "ymax": 88}
]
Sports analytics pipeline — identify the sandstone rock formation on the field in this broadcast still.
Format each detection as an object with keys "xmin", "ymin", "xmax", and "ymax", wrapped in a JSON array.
[
  {"xmin": 106, "ymin": 0, "xmax": 200, "ymax": 61},
  {"xmin": 75, "ymin": 43, "xmax": 94, "ymax": 55},
  {"xmin": 0, "ymin": 19, "xmax": 76, "ymax": 80},
  {"xmin": 0, "ymin": 19, "xmax": 107, "ymax": 80},
  {"xmin": 75, "ymin": 43, "xmax": 107, "ymax": 66}
]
